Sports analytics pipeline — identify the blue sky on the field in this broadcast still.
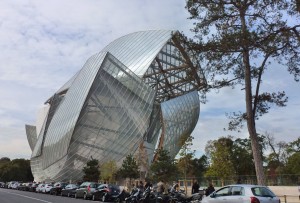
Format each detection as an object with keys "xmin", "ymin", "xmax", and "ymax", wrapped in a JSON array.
[{"xmin": 0, "ymin": 0, "xmax": 299, "ymax": 159}]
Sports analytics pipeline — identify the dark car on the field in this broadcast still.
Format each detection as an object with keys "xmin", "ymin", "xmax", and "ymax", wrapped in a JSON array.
[
  {"xmin": 75, "ymin": 182, "xmax": 99, "ymax": 200},
  {"xmin": 91, "ymin": 184, "xmax": 121, "ymax": 202},
  {"xmin": 18, "ymin": 182, "xmax": 32, "ymax": 191},
  {"xmin": 49, "ymin": 182, "xmax": 68, "ymax": 195},
  {"xmin": 28, "ymin": 183, "xmax": 38, "ymax": 192},
  {"xmin": 61, "ymin": 184, "xmax": 79, "ymax": 197}
]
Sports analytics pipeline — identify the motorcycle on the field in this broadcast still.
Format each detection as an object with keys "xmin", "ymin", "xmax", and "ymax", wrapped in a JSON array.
[
  {"xmin": 125, "ymin": 188, "xmax": 143, "ymax": 203},
  {"xmin": 168, "ymin": 189, "xmax": 203, "ymax": 203},
  {"xmin": 113, "ymin": 189, "xmax": 131, "ymax": 203}
]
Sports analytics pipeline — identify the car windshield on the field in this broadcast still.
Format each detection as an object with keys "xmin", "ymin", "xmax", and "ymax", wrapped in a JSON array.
[{"xmin": 251, "ymin": 187, "xmax": 276, "ymax": 197}]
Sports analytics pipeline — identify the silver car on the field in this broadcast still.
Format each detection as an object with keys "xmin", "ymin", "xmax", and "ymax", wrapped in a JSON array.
[{"xmin": 201, "ymin": 184, "xmax": 280, "ymax": 203}]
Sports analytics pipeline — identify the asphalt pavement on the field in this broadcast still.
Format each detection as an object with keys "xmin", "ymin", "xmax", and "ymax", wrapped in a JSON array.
[{"xmin": 0, "ymin": 188, "xmax": 99, "ymax": 203}]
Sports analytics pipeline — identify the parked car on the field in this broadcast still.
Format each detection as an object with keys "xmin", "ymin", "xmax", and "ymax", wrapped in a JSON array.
[
  {"xmin": 17, "ymin": 182, "xmax": 32, "ymax": 191},
  {"xmin": 61, "ymin": 184, "xmax": 79, "ymax": 197},
  {"xmin": 11, "ymin": 182, "xmax": 21, "ymax": 189},
  {"xmin": 0, "ymin": 182, "xmax": 5, "ymax": 188},
  {"xmin": 41, "ymin": 183, "xmax": 53, "ymax": 193},
  {"xmin": 75, "ymin": 182, "xmax": 99, "ymax": 200},
  {"xmin": 91, "ymin": 184, "xmax": 121, "ymax": 201},
  {"xmin": 36, "ymin": 183, "xmax": 45, "ymax": 193},
  {"xmin": 201, "ymin": 184, "xmax": 281, "ymax": 203},
  {"xmin": 49, "ymin": 182, "xmax": 68, "ymax": 195},
  {"xmin": 29, "ymin": 183, "xmax": 38, "ymax": 192}
]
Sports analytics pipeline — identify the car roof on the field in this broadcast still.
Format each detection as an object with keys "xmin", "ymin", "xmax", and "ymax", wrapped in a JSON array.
[{"xmin": 226, "ymin": 184, "xmax": 267, "ymax": 187}]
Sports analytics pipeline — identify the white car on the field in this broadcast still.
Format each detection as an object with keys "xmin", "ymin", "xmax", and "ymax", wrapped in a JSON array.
[
  {"xmin": 201, "ymin": 184, "xmax": 280, "ymax": 203},
  {"xmin": 36, "ymin": 183, "xmax": 45, "ymax": 193},
  {"xmin": 41, "ymin": 183, "xmax": 53, "ymax": 193}
]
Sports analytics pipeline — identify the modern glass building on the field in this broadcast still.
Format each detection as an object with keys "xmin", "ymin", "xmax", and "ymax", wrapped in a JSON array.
[{"xmin": 25, "ymin": 30, "xmax": 206, "ymax": 182}]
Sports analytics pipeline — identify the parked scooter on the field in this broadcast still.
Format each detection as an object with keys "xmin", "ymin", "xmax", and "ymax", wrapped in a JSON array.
[
  {"xmin": 125, "ymin": 188, "xmax": 143, "ymax": 203},
  {"xmin": 113, "ymin": 189, "xmax": 131, "ymax": 203},
  {"xmin": 169, "ymin": 189, "xmax": 203, "ymax": 203}
]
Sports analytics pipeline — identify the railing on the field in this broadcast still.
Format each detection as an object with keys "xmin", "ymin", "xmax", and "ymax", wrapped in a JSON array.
[{"xmin": 278, "ymin": 195, "xmax": 300, "ymax": 203}]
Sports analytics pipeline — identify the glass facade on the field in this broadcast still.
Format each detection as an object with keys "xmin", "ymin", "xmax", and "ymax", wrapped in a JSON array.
[{"xmin": 26, "ymin": 30, "xmax": 206, "ymax": 182}]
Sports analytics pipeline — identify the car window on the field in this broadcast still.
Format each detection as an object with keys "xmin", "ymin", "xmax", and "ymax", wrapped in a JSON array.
[
  {"xmin": 251, "ymin": 187, "xmax": 276, "ymax": 197},
  {"xmin": 214, "ymin": 187, "xmax": 230, "ymax": 197},
  {"xmin": 231, "ymin": 186, "xmax": 244, "ymax": 196}
]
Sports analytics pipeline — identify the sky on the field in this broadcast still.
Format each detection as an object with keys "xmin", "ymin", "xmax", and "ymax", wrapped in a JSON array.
[{"xmin": 0, "ymin": 0, "xmax": 299, "ymax": 160}]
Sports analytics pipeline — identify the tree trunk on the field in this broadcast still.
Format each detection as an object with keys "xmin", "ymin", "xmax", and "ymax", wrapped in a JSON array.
[{"xmin": 241, "ymin": 12, "xmax": 266, "ymax": 186}]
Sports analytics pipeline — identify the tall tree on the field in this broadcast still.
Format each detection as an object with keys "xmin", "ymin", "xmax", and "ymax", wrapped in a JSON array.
[
  {"xmin": 117, "ymin": 154, "xmax": 139, "ymax": 187},
  {"xmin": 150, "ymin": 149, "xmax": 179, "ymax": 183},
  {"xmin": 82, "ymin": 158, "xmax": 100, "ymax": 182},
  {"xmin": 186, "ymin": 0, "xmax": 300, "ymax": 185}
]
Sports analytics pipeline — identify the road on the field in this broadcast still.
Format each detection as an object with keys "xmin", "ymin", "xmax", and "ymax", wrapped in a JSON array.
[{"xmin": 0, "ymin": 188, "xmax": 100, "ymax": 203}]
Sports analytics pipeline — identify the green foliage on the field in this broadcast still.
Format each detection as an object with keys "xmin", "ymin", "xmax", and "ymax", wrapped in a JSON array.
[
  {"xmin": 231, "ymin": 138, "xmax": 256, "ymax": 176},
  {"xmin": 284, "ymin": 152, "xmax": 300, "ymax": 174},
  {"xmin": 177, "ymin": 135, "xmax": 196, "ymax": 178},
  {"xmin": 117, "ymin": 154, "xmax": 139, "ymax": 181},
  {"xmin": 205, "ymin": 137, "xmax": 235, "ymax": 182},
  {"xmin": 192, "ymin": 155, "xmax": 209, "ymax": 180},
  {"xmin": 0, "ymin": 158, "xmax": 33, "ymax": 182},
  {"xmin": 100, "ymin": 160, "xmax": 118, "ymax": 182},
  {"xmin": 83, "ymin": 158, "xmax": 100, "ymax": 182},
  {"xmin": 150, "ymin": 149, "xmax": 179, "ymax": 182},
  {"xmin": 287, "ymin": 137, "xmax": 300, "ymax": 153}
]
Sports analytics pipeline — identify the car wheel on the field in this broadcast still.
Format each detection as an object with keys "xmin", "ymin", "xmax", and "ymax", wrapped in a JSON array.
[
  {"xmin": 75, "ymin": 193, "xmax": 77, "ymax": 199},
  {"xmin": 92, "ymin": 195, "xmax": 96, "ymax": 201},
  {"xmin": 83, "ymin": 193, "xmax": 87, "ymax": 200},
  {"xmin": 67, "ymin": 192, "xmax": 70, "ymax": 197},
  {"xmin": 102, "ymin": 194, "xmax": 106, "ymax": 202}
]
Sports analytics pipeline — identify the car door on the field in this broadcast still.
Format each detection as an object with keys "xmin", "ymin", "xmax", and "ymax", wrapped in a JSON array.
[
  {"xmin": 77, "ymin": 183, "xmax": 87, "ymax": 197},
  {"xmin": 204, "ymin": 186, "xmax": 231, "ymax": 203},
  {"xmin": 225, "ymin": 186, "xmax": 247, "ymax": 203}
]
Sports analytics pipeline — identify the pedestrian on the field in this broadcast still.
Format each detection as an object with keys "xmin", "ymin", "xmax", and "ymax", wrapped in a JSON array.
[
  {"xmin": 192, "ymin": 180, "xmax": 200, "ymax": 194},
  {"xmin": 157, "ymin": 180, "xmax": 166, "ymax": 194},
  {"xmin": 144, "ymin": 179, "xmax": 152, "ymax": 189},
  {"xmin": 170, "ymin": 181, "xmax": 179, "ymax": 193},
  {"xmin": 205, "ymin": 183, "xmax": 215, "ymax": 196},
  {"xmin": 138, "ymin": 180, "xmax": 144, "ymax": 192}
]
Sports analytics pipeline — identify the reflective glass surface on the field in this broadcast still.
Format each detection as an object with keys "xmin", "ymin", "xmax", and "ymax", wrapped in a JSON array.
[{"xmin": 26, "ymin": 30, "xmax": 205, "ymax": 182}]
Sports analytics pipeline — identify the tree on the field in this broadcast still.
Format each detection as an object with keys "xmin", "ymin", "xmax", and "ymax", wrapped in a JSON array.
[
  {"xmin": 100, "ymin": 160, "xmax": 118, "ymax": 183},
  {"xmin": 191, "ymin": 155, "xmax": 209, "ymax": 181},
  {"xmin": 117, "ymin": 154, "xmax": 139, "ymax": 187},
  {"xmin": 264, "ymin": 132, "xmax": 289, "ymax": 177},
  {"xmin": 205, "ymin": 137, "xmax": 235, "ymax": 186},
  {"xmin": 284, "ymin": 152, "xmax": 300, "ymax": 175},
  {"xmin": 150, "ymin": 149, "xmax": 179, "ymax": 183},
  {"xmin": 186, "ymin": 0, "xmax": 300, "ymax": 185},
  {"xmin": 177, "ymin": 135, "xmax": 195, "ymax": 192},
  {"xmin": 0, "ymin": 158, "xmax": 33, "ymax": 182},
  {"xmin": 83, "ymin": 158, "xmax": 100, "ymax": 182},
  {"xmin": 231, "ymin": 138, "xmax": 256, "ymax": 178}
]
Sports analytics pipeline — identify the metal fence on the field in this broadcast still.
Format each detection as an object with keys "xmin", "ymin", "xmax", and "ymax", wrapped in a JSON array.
[
  {"xmin": 182, "ymin": 174, "xmax": 300, "ymax": 187},
  {"xmin": 278, "ymin": 195, "xmax": 300, "ymax": 203}
]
